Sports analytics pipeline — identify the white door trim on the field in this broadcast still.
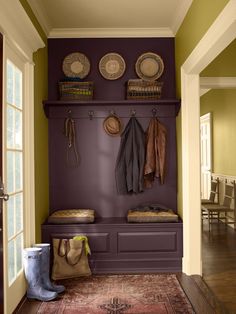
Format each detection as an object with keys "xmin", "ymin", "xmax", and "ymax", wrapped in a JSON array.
[{"xmin": 181, "ymin": 0, "xmax": 236, "ymax": 275}]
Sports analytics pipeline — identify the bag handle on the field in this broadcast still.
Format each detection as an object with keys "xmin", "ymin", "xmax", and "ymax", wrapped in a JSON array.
[
  {"xmin": 65, "ymin": 240, "xmax": 85, "ymax": 266},
  {"xmin": 57, "ymin": 239, "xmax": 66, "ymax": 257}
]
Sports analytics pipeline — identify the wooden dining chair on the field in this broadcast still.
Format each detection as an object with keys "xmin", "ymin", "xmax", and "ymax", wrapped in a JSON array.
[
  {"xmin": 201, "ymin": 180, "xmax": 235, "ymax": 231},
  {"xmin": 201, "ymin": 177, "xmax": 219, "ymax": 205},
  {"xmin": 201, "ymin": 177, "xmax": 219, "ymax": 221}
]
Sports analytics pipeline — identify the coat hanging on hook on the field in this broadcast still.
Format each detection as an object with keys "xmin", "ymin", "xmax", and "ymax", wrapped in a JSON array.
[
  {"xmin": 115, "ymin": 116, "xmax": 145, "ymax": 194},
  {"xmin": 144, "ymin": 117, "xmax": 167, "ymax": 186}
]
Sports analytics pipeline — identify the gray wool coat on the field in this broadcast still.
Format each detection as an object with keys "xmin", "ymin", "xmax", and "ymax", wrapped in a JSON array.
[{"xmin": 115, "ymin": 117, "xmax": 145, "ymax": 194}]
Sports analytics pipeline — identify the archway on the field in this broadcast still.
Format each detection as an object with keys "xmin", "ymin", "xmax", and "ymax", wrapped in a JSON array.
[{"xmin": 181, "ymin": 0, "xmax": 236, "ymax": 275}]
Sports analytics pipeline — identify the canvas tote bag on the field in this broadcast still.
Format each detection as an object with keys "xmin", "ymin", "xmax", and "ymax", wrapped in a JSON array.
[{"xmin": 52, "ymin": 238, "xmax": 91, "ymax": 280}]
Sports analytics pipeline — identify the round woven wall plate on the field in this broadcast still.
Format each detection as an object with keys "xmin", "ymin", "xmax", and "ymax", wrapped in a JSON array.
[
  {"xmin": 62, "ymin": 52, "xmax": 90, "ymax": 79},
  {"xmin": 135, "ymin": 52, "xmax": 164, "ymax": 81},
  {"xmin": 99, "ymin": 53, "xmax": 126, "ymax": 80}
]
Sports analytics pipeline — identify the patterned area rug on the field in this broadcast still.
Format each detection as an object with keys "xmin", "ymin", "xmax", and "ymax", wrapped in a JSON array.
[{"xmin": 38, "ymin": 274, "xmax": 194, "ymax": 314}]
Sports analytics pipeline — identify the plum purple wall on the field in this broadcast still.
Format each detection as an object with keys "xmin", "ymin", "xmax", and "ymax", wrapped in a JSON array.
[
  {"xmin": 48, "ymin": 38, "xmax": 176, "ymax": 100},
  {"xmin": 47, "ymin": 38, "xmax": 178, "ymax": 217}
]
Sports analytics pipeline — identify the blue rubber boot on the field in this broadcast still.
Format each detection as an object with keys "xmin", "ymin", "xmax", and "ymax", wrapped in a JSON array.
[
  {"xmin": 23, "ymin": 248, "xmax": 58, "ymax": 301},
  {"xmin": 33, "ymin": 243, "xmax": 65, "ymax": 294}
]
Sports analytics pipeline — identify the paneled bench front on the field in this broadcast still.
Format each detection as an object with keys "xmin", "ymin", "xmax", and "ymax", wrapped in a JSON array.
[{"xmin": 41, "ymin": 217, "xmax": 183, "ymax": 273}]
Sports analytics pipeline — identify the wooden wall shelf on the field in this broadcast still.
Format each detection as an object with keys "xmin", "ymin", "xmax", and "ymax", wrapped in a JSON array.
[{"xmin": 43, "ymin": 99, "xmax": 181, "ymax": 118}]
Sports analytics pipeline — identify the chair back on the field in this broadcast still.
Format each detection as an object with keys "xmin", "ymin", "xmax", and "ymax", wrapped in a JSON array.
[
  {"xmin": 208, "ymin": 177, "xmax": 219, "ymax": 203},
  {"xmin": 223, "ymin": 180, "xmax": 235, "ymax": 208}
]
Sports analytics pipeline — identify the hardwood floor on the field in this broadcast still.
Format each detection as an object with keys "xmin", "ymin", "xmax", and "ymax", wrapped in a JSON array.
[{"xmin": 202, "ymin": 220, "xmax": 236, "ymax": 314}]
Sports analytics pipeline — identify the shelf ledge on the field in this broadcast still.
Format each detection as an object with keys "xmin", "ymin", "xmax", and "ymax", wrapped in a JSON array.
[{"xmin": 43, "ymin": 99, "xmax": 181, "ymax": 118}]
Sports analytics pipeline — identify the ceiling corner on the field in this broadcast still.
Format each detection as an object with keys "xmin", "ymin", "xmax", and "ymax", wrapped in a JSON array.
[
  {"xmin": 27, "ymin": 0, "xmax": 52, "ymax": 37},
  {"xmin": 171, "ymin": 0, "xmax": 193, "ymax": 35}
]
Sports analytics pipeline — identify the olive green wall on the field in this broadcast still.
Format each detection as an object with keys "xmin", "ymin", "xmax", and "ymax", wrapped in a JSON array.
[
  {"xmin": 20, "ymin": 0, "xmax": 49, "ymax": 241},
  {"xmin": 201, "ymin": 39, "xmax": 236, "ymax": 76},
  {"xmin": 33, "ymin": 49, "xmax": 48, "ymax": 242},
  {"xmin": 201, "ymin": 89, "xmax": 236, "ymax": 176},
  {"xmin": 175, "ymin": 0, "xmax": 230, "ymax": 97},
  {"xmin": 200, "ymin": 39, "xmax": 236, "ymax": 177},
  {"xmin": 175, "ymin": 0, "xmax": 230, "ymax": 216}
]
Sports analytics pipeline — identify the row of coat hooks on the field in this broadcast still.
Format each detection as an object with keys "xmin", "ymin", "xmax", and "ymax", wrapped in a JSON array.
[{"xmin": 67, "ymin": 108, "xmax": 158, "ymax": 120}]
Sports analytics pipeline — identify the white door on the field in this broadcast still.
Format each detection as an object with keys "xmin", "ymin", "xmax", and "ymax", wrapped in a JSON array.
[
  {"xmin": 2, "ymin": 42, "xmax": 35, "ymax": 314},
  {"xmin": 200, "ymin": 112, "xmax": 212, "ymax": 199}
]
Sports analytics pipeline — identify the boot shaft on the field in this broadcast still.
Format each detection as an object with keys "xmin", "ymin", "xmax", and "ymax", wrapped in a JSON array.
[
  {"xmin": 23, "ymin": 248, "xmax": 42, "ymax": 286},
  {"xmin": 33, "ymin": 243, "xmax": 65, "ymax": 294},
  {"xmin": 33, "ymin": 243, "xmax": 50, "ymax": 273}
]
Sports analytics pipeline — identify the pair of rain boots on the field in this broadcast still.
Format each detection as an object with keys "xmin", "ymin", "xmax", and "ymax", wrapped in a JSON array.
[{"xmin": 23, "ymin": 243, "xmax": 65, "ymax": 302}]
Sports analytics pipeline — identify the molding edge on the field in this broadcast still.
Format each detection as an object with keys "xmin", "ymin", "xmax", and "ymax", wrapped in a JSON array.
[
  {"xmin": 0, "ymin": 0, "xmax": 44, "ymax": 61},
  {"xmin": 182, "ymin": 1, "xmax": 236, "ymax": 74},
  {"xmin": 27, "ymin": 0, "xmax": 51, "ymax": 36},
  {"xmin": 48, "ymin": 27, "xmax": 174, "ymax": 38},
  {"xmin": 171, "ymin": 0, "xmax": 193, "ymax": 35},
  {"xmin": 200, "ymin": 77, "xmax": 236, "ymax": 89}
]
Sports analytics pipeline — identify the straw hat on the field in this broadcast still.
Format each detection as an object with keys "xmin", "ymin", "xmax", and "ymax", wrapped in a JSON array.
[{"xmin": 103, "ymin": 114, "xmax": 122, "ymax": 136}]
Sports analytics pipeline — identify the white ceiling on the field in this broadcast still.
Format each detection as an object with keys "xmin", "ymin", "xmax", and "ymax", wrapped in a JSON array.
[{"xmin": 27, "ymin": 0, "xmax": 193, "ymax": 38}]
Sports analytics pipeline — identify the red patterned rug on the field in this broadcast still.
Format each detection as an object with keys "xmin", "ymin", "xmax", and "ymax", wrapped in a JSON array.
[{"xmin": 38, "ymin": 274, "xmax": 194, "ymax": 314}]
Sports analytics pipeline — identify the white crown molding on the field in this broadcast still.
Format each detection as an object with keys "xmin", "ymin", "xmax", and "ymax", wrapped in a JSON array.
[
  {"xmin": 171, "ymin": 0, "xmax": 193, "ymax": 35},
  {"xmin": 0, "ymin": 0, "xmax": 44, "ymax": 61},
  {"xmin": 48, "ymin": 27, "xmax": 174, "ymax": 38},
  {"xmin": 200, "ymin": 77, "xmax": 236, "ymax": 89},
  {"xmin": 27, "ymin": 0, "xmax": 51, "ymax": 37},
  {"xmin": 200, "ymin": 77, "xmax": 236, "ymax": 96}
]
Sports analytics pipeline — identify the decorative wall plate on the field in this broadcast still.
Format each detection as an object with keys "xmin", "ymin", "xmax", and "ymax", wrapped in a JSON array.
[
  {"xmin": 62, "ymin": 52, "xmax": 90, "ymax": 79},
  {"xmin": 99, "ymin": 53, "xmax": 126, "ymax": 80},
  {"xmin": 135, "ymin": 52, "xmax": 164, "ymax": 81}
]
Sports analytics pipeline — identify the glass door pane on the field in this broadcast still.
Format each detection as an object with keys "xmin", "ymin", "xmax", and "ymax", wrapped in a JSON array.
[{"xmin": 6, "ymin": 59, "xmax": 24, "ymax": 286}]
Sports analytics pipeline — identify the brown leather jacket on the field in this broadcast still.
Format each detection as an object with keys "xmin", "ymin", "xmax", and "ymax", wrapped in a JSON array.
[{"xmin": 144, "ymin": 117, "xmax": 167, "ymax": 187}]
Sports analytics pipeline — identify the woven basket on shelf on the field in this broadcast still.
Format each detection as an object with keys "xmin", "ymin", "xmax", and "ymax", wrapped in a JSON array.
[
  {"xmin": 59, "ymin": 81, "xmax": 94, "ymax": 100},
  {"xmin": 127, "ymin": 79, "xmax": 163, "ymax": 100}
]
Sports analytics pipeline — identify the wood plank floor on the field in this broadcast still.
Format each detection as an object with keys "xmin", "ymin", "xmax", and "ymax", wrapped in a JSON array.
[{"xmin": 202, "ymin": 220, "xmax": 236, "ymax": 314}]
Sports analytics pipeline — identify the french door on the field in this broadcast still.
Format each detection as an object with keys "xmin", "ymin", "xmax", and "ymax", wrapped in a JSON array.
[
  {"xmin": 200, "ymin": 112, "xmax": 212, "ymax": 199},
  {"xmin": 1, "ymin": 38, "xmax": 36, "ymax": 313},
  {"xmin": 3, "ymin": 42, "xmax": 26, "ymax": 314}
]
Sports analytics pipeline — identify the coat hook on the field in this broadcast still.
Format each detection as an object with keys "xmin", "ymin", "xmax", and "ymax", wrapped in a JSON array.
[
  {"xmin": 131, "ymin": 109, "xmax": 136, "ymax": 117},
  {"xmin": 68, "ymin": 109, "xmax": 72, "ymax": 116},
  {"xmin": 88, "ymin": 110, "xmax": 94, "ymax": 120},
  {"xmin": 109, "ymin": 109, "xmax": 116, "ymax": 116},
  {"xmin": 152, "ymin": 108, "xmax": 157, "ymax": 117}
]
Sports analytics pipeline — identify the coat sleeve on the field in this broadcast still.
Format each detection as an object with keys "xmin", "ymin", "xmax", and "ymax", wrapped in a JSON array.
[{"xmin": 115, "ymin": 119, "xmax": 131, "ymax": 194}]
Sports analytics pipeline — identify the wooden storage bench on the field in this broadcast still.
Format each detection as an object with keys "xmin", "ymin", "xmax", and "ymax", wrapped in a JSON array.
[{"xmin": 42, "ymin": 217, "xmax": 183, "ymax": 274}]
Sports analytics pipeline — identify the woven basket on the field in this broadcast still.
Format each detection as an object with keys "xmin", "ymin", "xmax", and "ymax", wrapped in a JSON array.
[
  {"xmin": 59, "ymin": 81, "xmax": 94, "ymax": 100},
  {"xmin": 127, "ymin": 79, "xmax": 163, "ymax": 100}
]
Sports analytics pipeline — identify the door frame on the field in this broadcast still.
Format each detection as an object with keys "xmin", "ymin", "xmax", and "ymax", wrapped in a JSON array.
[
  {"xmin": 0, "ymin": 2, "xmax": 44, "ymax": 312},
  {"xmin": 0, "ymin": 32, "xmax": 3, "ymax": 314},
  {"xmin": 181, "ymin": 0, "xmax": 236, "ymax": 275}
]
